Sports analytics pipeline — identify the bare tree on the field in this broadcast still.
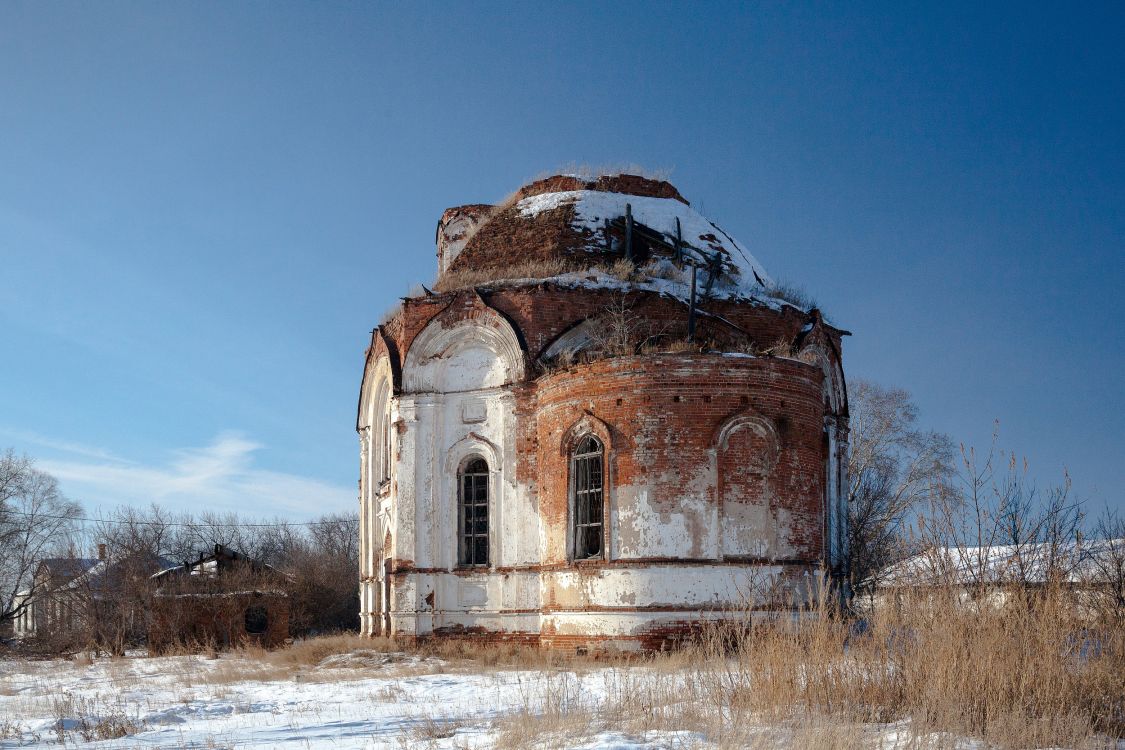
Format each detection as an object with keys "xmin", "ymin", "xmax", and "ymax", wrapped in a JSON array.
[
  {"xmin": 276, "ymin": 514, "xmax": 360, "ymax": 635},
  {"xmin": 70, "ymin": 504, "xmax": 187, "ymax": 654},
  {"xmin": 0, "ymin": 449, "xmax": 83, "ymax": 632},
  {"xmin": 846, "ymin": 380, "xmax": 953, "ymax": 595},
  {"xmin": 1088, "ymin": 510, "xmax": 1125, "ymax": 623},
  {"xmin": 917, "ymin": 428, "xmax": 1085, "ymax": 600},
  {"xmin": 93, "ymin": 504, "xmax": 361, "ymax": 642}
]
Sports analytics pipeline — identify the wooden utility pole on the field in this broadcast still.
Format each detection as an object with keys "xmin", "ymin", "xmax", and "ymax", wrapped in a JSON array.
[
  {"xmin": 624, "ymin": 203, "xmax": 634, "ymax": 262},
  {"xmin": 688, "ymin": 263, "xmax": 698, "ymax": 341}
]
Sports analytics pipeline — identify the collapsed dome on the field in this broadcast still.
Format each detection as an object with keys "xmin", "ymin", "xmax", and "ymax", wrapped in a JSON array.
[{"xmin": 434, "ymin": 174, "xmax": 773, "ymax": 301}]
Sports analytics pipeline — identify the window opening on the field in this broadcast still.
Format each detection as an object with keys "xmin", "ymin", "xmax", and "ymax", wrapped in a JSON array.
[
  {"xmin": 458, "ymin": 457, "xmax": 489, "ymax": 567},
  {"xmin": 572, "ymin": 436, "xmax": 604, "ymax": 559},
  {"xmin": 381, "ymin": 410, "xmax": 392, "ymax": 482}
]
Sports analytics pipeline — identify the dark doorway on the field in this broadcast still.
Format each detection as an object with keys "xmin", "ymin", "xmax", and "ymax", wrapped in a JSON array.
[{"xmin": 245, "ymin": 606, "xmax": 269, "ymax": 635}]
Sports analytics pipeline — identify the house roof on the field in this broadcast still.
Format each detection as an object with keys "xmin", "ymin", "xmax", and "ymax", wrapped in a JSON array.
[
  {"xmin": 877, "ymin": 539, "xmax": 1125, "ymax": 588},
  {"xmin": 24, "ymin": 553, "xmax": 175, "ymax": 598},
  {"xmin": 37, "ymin": 558, "xmax": 100, "ymax": 580},
  {"xmin": 151, "ymin": 544, "xmax": 276, "ymax": 581}
]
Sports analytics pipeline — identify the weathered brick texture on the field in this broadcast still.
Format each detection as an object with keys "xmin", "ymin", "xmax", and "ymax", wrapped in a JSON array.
[{"xmin": 357, "ymin": 176, "xmax": 849, "ymax": 651}]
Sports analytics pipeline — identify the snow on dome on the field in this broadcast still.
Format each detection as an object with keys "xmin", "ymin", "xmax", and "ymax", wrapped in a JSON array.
[
  {"xmin": 515, "ymin": 189, "xmax": 773, "ymax": 294},
  {"xmin": 438, "ymin": 174, "xmax": 793, "ymax": 308}
]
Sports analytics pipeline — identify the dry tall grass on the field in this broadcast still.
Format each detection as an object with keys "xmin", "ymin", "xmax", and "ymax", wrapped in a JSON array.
[
  {"xmin": 433, "ymin": 258, "xmax": 580, "ymax": 293},
  {"xmin": 110, "ymin": 584, "xmax": 1121, "ymax": 748},
  {"xmin": 550, "ymin": 163, "xmax": 675, "ymax": 182},
  {"xmin": 492, "ymin": 584, "xmax": 1123, "ymax": 749},
  {"xmin": 765, "ymin": 279, "xmax": 819, "ymax": 313},
  {"xmin": 697, "ymin": 589, "xmax": 1120, "ymax": 747}
]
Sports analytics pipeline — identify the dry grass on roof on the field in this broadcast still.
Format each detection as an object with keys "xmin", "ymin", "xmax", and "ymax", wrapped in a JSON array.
[
  {"xmin": 765, "ymin": 279, "xmax": 819, "ymax": 313},
  {"xmin": 433, "ymin": 258, "xmax": 581, "ymax": 293},
  {"xmin": 537, "ymin": 162, "xmax": 674, "ymax": 183},
  {"xmin": 459, "ymin": 165, "xmax": 677, "ymax": 250}
]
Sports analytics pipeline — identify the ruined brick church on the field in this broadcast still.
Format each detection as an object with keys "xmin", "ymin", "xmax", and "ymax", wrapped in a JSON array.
[{"xmin": 357, "ymin": 174, "xmax": 849, "ymax": 649}]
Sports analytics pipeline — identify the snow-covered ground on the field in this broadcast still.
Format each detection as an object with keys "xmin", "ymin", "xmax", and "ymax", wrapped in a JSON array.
[
  {"xmin": 0, "ymin": 649, "xmax": 1114, "ymax": 749},
  {"xmin": 4, "ymin": 650, "xmax": 703, "ymax": 749}
]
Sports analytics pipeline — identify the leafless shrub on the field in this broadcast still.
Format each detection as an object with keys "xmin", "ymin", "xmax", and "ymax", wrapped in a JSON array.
[
  {"xmin": 915, "ymin": 427, "xmax": 1086, "ymax": 597},
  {"xmin": 847, "ymin": 380, "xmax": 954, "ymax": 599},
  {"xmin": 0, "ymin": 450, "xmax": 83, "ymax": 634},
  {"xmin": 1089, "ymin": 511, "xmax": 1125, "ymax": 622},
  {"xmin": 277, "ymin": 513, "xmax": 359, "ymax": 636},
  {"xmin": 586, "ymin": 294, "xmax": 644, "ymax": 357}
]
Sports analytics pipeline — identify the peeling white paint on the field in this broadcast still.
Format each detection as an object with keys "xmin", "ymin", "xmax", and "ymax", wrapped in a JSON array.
[{"xmin": 359, "ymin": 314, "xmax": 846, "ymax": 643}]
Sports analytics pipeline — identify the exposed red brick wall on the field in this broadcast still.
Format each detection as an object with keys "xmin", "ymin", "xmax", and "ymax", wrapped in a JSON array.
[
  {"xmin": 447, "ymin": 176, "xmax": 687, "ymax": 275},
  {"xmin": 512, "ymin": 175, "xmax": 687, "ymax": 204},
  {"xmin": 449, "ymin": 203, "xmax": 602, "ymax": 275},
  {"xmin": 383, "ymin": 284, "xmax": 842, "ymax": 384},
  {"xmin": 149, "ymin": 594, "xmax": 289, "ymax": 653},
  {"xmin": 533, "ymin": 354, "xmax": 827, "ymax": 567}
]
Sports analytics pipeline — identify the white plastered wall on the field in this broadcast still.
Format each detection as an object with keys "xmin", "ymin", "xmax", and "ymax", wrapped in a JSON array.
[
  {"xmin": 393, "ymin": 310, "xmax": 541, "ymax": 637},
  {"xmin": 358, "ymin": 353, "xmax": 396, "ymax": 637},
  {"xmin": 362, "ymin": 313, "xmax": 845, "ymax": 642}
]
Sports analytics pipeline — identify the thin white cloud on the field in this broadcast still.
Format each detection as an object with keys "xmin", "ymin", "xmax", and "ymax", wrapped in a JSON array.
[
  {"xmin": 0, "ymin": 427, "xmax": 133, "ymax": 464},
  {"xmin": 34, "ymin": 432, "xmax": 354, "ymax": 520}
]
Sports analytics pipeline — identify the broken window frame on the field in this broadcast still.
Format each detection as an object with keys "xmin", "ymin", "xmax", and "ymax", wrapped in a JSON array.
[
  {"xmin": 457, "ymin": 456, "xmax": 490, "ymax": 568},
  {"xmin": 571, "ymin": 435, "xmax": 605, "ymax": 560}
]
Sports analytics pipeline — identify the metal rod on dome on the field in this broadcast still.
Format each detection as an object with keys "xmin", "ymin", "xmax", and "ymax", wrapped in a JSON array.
[
  {"xmin": 624, "ymin": 203, "xmax": 634, "ymax": 263},
  {"xmin": 688, "ymin": 263, "xmax": 698, "ymax": 341},
  {"xmin": 674, "ymin": 217, "xmax": 683, "ymax": 266}
]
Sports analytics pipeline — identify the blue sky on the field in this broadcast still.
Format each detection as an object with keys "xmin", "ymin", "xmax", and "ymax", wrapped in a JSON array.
[{"xmin": 1, "ymin": 2, "xmax": 1121, "ymax": 520}]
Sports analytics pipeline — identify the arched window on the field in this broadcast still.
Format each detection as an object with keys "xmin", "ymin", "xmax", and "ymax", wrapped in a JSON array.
[
  {"xmin": 369, "ymin": 378, "xmax": 393, "ymax": 488},
  {"xmin": 571, "ymin": 436, "xmax": 605, "ymax": 560},
  {"xmin": 380, "ymin": 408, "xmax": 392, "ymax": 482},
  {"xmin": 458, "ymin": 457, "xmax": 489, "ymax": 567}
]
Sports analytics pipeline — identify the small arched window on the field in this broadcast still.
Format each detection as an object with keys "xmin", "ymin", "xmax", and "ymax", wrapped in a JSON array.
[
  {"xmin": 458, "ymin": 457, "xmax": 489, "ymax": 567},
  {"xmin": 571, "ymin": 436, "xmax": 605, "ymax": 560}
]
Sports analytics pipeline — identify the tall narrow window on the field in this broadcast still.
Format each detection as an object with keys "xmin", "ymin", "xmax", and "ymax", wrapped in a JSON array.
[
  {"xmin": 571, "ymin": 436, "xmax": 604, "ymax": 559},
  {"xmin": 458, "ymin": 457, "xmax": 489, "ymax": 567},
  {"xmin": 381, "ymin": 411, "xmax": 392, "ymax": 482}
]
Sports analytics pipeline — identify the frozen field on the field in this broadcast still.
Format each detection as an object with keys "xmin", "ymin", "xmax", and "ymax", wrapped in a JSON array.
[
  {"xmin": 0, "ymin": 649, "xmax": 696, "ymax": 750},
  {"xmin": 0, "ymin": 645, "xmax": 1117, "ymax": 749}
]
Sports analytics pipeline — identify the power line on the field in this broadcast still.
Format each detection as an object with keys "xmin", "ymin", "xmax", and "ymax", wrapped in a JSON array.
[{"xmin": 0, "ymin": 507, "xmax": 357, "ymax": 528}]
